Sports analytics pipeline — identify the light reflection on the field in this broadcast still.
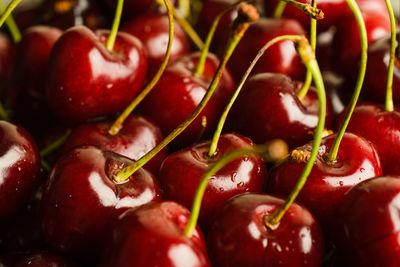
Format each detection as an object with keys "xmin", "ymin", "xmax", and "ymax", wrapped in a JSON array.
[
  {"xmin": 168, "ymin": 244, "xmax": 199, "ymax": 266},
  {"xmin": 116, "ymin": 189, "xmax": 154, "ymax": 209},
  {"xmin": 88, "ymin": 172, "xmax": 117, "ymax": 207},
  {"xmin": 299, "ymin": 227, "xmax": 312, "ymax": 254},
  {"xmin": 0, "ymin": 146, "xmax": 23, "ymax": 185}
]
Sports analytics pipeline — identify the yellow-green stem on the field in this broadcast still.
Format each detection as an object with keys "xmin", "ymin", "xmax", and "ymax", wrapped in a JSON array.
[
  {"xmin": 384, "ymin": 0, "xmax": 396, "ymax": 112},
  {"xmin": 105, "ymin": 0, "xmax": 124, "ymax": 51},
  {"xmin": 274, "ymin": 0, "xmax": 323, "ymax": 20},
  {"xmin": 0, "ymin": 0, "xmax": 21, "ymax": 28},
  {"xmin": 273, "ymin": 1, "xmax": 287, "ymax": 18},
  {"xmin": 40, "ymin": 130, "xmax": 71, "ymax": 158},
  {"xmin": 0, "ymin": 0, "xmax": 21, "ymax": 43},
  {"xmin": 327, "ymin": 0, "xmax": 368, "ymax": 162}
]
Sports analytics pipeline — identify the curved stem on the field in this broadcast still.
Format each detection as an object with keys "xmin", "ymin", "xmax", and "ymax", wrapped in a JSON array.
[
  {"xmin": 274, "ymin": 0, "xmax": 323, "ymax": 20},
  {"xmin": 40, "ymin": 129, "xmax": 71, "ymax": 158},
  {"xmin": 273, "ymin": 1, "xmax": 287, "ymax": 18},
  {"xmin": 0, "ymin": 0, "xmax": 21, "ymax": 43},
  {"xmin": 327, "ymin": 0, "xmax": 368, "ymax": 162},
  {"xmin": 265, "ymin": 37, "xmax": 326, "ymax": 227},
  {"xmin": 208, "ymin": 34, "xmax": 302, "ymax": 157},
  {"xmin": 0, "ymin": 0, "xmax": 21, "ymax": 29},
  {"xmin": 108, "ymin": 0, "xmax": 174, "ymax": 136},
  {"xmin": 296, "ymin": 0, "xmax": 317, "ymax": 100},
  {"xmin": 384, "ymin": 0, "xmax": 396, "ymax": 112},
  {"xmin": 105, "ymin": 0, "xmax": 124, "ymax": 51},
  {"xmin": 112, "ymin": 3, "xmax": 259, "ymax": 183}
]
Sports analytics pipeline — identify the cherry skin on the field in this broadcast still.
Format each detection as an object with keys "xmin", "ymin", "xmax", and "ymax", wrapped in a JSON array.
[
  {"xmin": 46, "ymin": 25, "xmax": 148, "ymax": 124},
  {"xmin": 62, "ymin": 115, "xmax": 166, "ymax": 175},
  {"xmin": 159, "ymin": 133, "xmax": 266, "ymax": 229},
  {"xmin": 345, "ymin": 103, "xmax": 400, "ymax": 175},
  {"xmin": 122, "ymin": 12, "xmax": 191, "ymax": 75},
  {"xmin": 227, "ymin": 18, "xmax": 306, "ymax": 82},
  {"xmin": 41, "ymin": 146, "xmax": 160, "ymax": 263},
  {"xmin": 267, "ymin": 132, "xmax": 382, "ymax": 227},
  {"xmin": 228, "ymin": 73, "xmax": 332, "ymax": 148},
  {"xmin": 0, "ymin": 33, "xmax": 15, "ymax": 90},
  {"xmin": 139, "ymin": 52, "xmax": 235, "ymax": 147},
  {"xmin": 15, "ymin": 251, "xmax": 77, "ymax": 267},
  {"xmin": 208, "ymin": 193, "xmax": 324, "ymax": 267},
  {"xmin": 333, "ymin": 176, "xmax": 400, "ymax": 267},
  {"xmin": 0, "ymin": 120, "xmax": 41, "ymax": 221},
  {"xmin": 98, "ymin": 201, "xmax": 211, "ymax": 267},
  {"xmin": 6, "ymin": 26, "xmax": 62, "ymax": 136},
  {"xmin": 363, "ymin": 31, "xmax": 399, "ymax": 103}
]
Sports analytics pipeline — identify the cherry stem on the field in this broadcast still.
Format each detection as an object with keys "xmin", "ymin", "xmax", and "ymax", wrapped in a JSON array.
[
  {"xmin": 296, "ymin": 0, "xmax": 317, "ymax": 100},
  {"xmin": 208, "ymin": 34, "xmax": 303, "ymax": 157},
  {"xmin": 108, "ymin": 0, "xmax": 174, "ymax": 136},
  {"xmin": 178, "ymin": 0, "xmax": 191, "ymax": 20},
  {"xmin": 184, "ymin": 141, "xmax": 286, "ymax": 237},
  {"xmin": 194, "ymin": 1, "xmax": 239, "ymax": 77},
  {"xmin": 41, "ymin": 159, "xmax": 52, "ymax": 172},
  {"xmin": 273, "ymin": 1, "xmax": 287, "ymax": 18},
  {"xmin": 384, "ymin": 0, "xmax": 396, "ymax": 112},
  {"xmin": 327, "ymin": 0, "xmax": 368, "ymax": 162},
  {"xmin": 265, "ymin": 36, "xmax": 326, "ymax": 227},
  {"xmin": 0, "ymin": 0, "xmax": 21, "ymax": 43},
  {"xmin": 105, "ymin": 0, "xmax": 124, "ymax": 51},
  {"xmin": 112, "ymin": 3, "xmax": 259, "ymax": 184},
  {"xmin": 40, "ymin": 129, "xmax": 71, "ymax": 158},
  {"xmin": 274, "ymin": 0, "xmax": 324, "ymax": 20},
  {"xmin": 0, "ymin": 0, "xmax": 21, "ymax": 28},
  {"xmin": 157, "ymin": 0, "xmax": 204, "ymax": 49}
]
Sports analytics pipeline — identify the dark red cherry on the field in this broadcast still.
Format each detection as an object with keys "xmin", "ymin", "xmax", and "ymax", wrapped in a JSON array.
[
  {"xmin": 122, "ymin": 13, "xmax": 191, "ymax": 75},
  {"xmin": 46, "ymin": 26, "xmax": 148, "ymax": 124},
  {"xmin": 0, "ymin": 120, "xmax": 41, "ymax": 221},
  {"xmin": 0, "ymin": 33, "xmax": 15, "ymax": 90},
  {"xmin": 333, "ymin": 176, "xmax": 400, "ymax": 267},
  {"xmin": 228, "ymin": 73, "xmax": 332, "ymax": 148},
  {"xmin": 15, "ymin": 251, "xmax": 77, "ymax": 267},
  {"xmin": 98, "ymin": 201, "xmax": 211, "ymax": 267},
  {"xmin": 208, "ymin": 193, "xmax": 324, "ymax": 267},
  {"xmin": 139, "ymin": 52, "xmax": 235, "ymax": 147},
  {"xmin": 267, "ymin": 132, "xmax": 382, "ymax": 227},
  {"xmin": 41, "ymin": 146, "xmax": 160, "ymax": 262},
  {"xmin": 159, "ymin": 133, "xmax": 266, "ymax": 229},
  {"xmin": 345, "ymin": 103, "xmax": 400, "ymax": 175},
  {"xmin": 227, "ymin": 18, "xmax": 306, "ymax": 82},
  {"xmin": 62, "ymin": 115, "xmax": 166, "ymax": 175},
  {"xmin": 6, "ymin": 26, "xmax": 62, "ymax": 136}
]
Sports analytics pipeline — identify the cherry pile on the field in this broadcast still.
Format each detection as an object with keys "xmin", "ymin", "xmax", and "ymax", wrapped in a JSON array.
[{"xmin": 0, "ymin": 0, "xmax": 399, "ymax": 266}]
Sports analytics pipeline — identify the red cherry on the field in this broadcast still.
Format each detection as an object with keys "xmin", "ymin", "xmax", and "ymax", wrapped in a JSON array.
[
  {"xmin": 98, "ymin": 201, "xmax": 211, "ymax": 267},
  {"xmin": 159, "ymin": 133, "xmax": 266, "ymax": 229},
  {"xmin": 208, "ymin": 193, "xmax": 324, "ymax": 267},
  {"xmin": 0, "ymin": 120, "xmax": 41, "ymax": 221},
  {"xmin": 41, "ymin": 146, "xmax": 160, "ymax": 262},
  {"xmin": 0, "ymin": 33, "xmax": 15, "ymax": 89},
  {"xmin": 62, "ymin": 115, "xmax": 166, "ymax": 175},
  {"xmin": 46, "ymin": 26, "xmax": 148, "ymax": 124},
  {"xmin": 267, "ymin": 132, "xmax": 382, "ymax": 226},
  {"xmin": 333, "ymin": 176, "xmax": 400, "ymax": 266}
]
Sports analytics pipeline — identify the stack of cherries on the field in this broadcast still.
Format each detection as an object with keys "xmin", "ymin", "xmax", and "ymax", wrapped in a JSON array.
[{"xmin": 0, "ymin": 0, "xmax": 399, "ymax": 266}]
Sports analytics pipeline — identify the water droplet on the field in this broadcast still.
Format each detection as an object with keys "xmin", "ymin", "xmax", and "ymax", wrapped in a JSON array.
[
  {"xmin": 339, "ymin": 181, "xmax": 344, "ymax": 186},
  {"xmin": 17, "ymin": 167, "xmax": 21, "ymax": 171},
  {"xmin": 54, "ymin": 204, "xmax": 59, "ymax": 208},
  {"xmin": 231, "ymin": 172, "xmax": 237, "ymax": 182},
  {"xmin": 243, "ymin": 157, "xmax": 249, "ymax": 162},
  {"xmin": 237, "ymin": 182, "xmax": 245, "ymax": 188},
  {"xmin": 219, "ymin": 187, "xmax": 224, "ymax": 192},
  {"xmin": 106, "ymin": 84, "xmax": 113, "ymax": 89},
  {"xmin": 360, "ymin": 168, "xmax": 365, "ymax": 173},
  {"xmin": 68, "ymin": 97, "xmax": 72, "ymax": 102}
]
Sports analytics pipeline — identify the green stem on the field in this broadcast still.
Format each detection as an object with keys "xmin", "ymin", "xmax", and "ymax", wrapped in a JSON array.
[
  {"xmin": 0, "ymin": 0, "xmax": 21, "ymax": 28},
  {"xmin": 112, "ymin": 3, "xmax": 259, "ymax": 184},
  {"xmin": 274, "ymin": 0, "xmax": 323, "ymax": 20},
  {"xmin": 105, "ymin": 0, "xmax": 124, "ymax": 51},
  {"xmin": 296, "ymin": 0, "xmax": 317, "ymax": 100},
  {"xmin": 108, "ymin": 0, "xmax": 174, "ymax": 136},
  {"xmin": 265, "ymin": 37, "xmax": 326, "ymax": 227},
  {"xmin": 208, "ymin": 34, "xmax": 303, "ymax": 157},
  {"xmin": 327, "ymin": 0, "xmax": 368, "ymax": 162},
  {"xmin": 384, "ymin": 0, "xmax": 396, "ymax": 112},
  {"xmin": 273, "ymin": 1, "xmax": 287, "ymax": 18},
  {"xmin": 40, "ymin": 130, "xmax": 71, "ymax": 158},
  {"xmin": 178, "ymin": 0, "xmax": 191, "ymax": 20},
  {"xmin": 0, "ymin": 103, "xmax": 9, "ymax": 120},
  {"xmin": 41, "ymin": 159, "xmax": 52, "ymax": 173},
  {"xmin": 0, "ymin": 0, "xmax": 21, "ymax": 43}
]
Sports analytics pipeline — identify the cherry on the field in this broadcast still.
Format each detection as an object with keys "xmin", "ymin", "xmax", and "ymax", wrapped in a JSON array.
[
  {"xmin": 6, "ymin": 26, "xmax": 62, "ymax": 136},
  {"xmin": 122, "ymin": 12, "xmax": 190, "ymax": 75},
  {"xmin": 41, "ymin": 146, "xmax": 160, "ymax": 262},
  {"xmin": 208, "ymin": 193, "xmax": 324, "ymax": 267},
  {"xmin": 45, "ymin": 26, "xmax": 148, "ymax": 124},
  {"xmin": 267, "ymin": 132, "xmax": 382, "ymax": 226},
  {"xmin": 227, "ymin": 18, "xmax": 306, "ymax": 82},
  {"xmin": 0, "ymin": 120, "xmax": 41, "ymax": 221},
  {"xmin": 62, "ymin": 115, "xmax": 166, "ymax": 175},
  {"xmin": 228, "ymin": 72, "xmax": 332, "ymax": 148},
  {"xmin": 15, "ymin": 251, "xmax": 77, "ymax": 267},
  {"xmin": 98, "ymin": 201, "xmax": 211, "ymax": 267},
  {"xmin": 159, "ymin": 133, "xmax": 266, "ymax": 229},
  {"xmin": 0, "ymin": 33, "xmax": 15, "ymax": 90},
  {"xmin": 333, "ymin": 176, "xmax": 400, "ymax": 267}
]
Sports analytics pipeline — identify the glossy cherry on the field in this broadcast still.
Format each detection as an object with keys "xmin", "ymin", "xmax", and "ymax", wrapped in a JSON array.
[
  {"xmin": 46, "ymin": 25, "xmax": 148, "ymax": 124},
  {"xmin": 139, "ymin": 52, "xmax": 235, "ymax": 147},
  {"xmin": 15, "ymin": 251, "xmax": 77, "ymax": 267},
  {"xmin": 267, "ymin": 132, "xmax": 382, "ymax": 226},
  {"xmin": 227, "ymin": 18, "xmax": 306, "ymax": 82},
  {"xmin": 41, "ymin": 146, "xmax": 160, "ymax": 262},
  {"xmin": 208, "ymin": 193, "xmax": 324, "ymax": 267},
  {"xmin": 159, "ymin": 133, "xmax": 266, "ymax": 229},
  {"xmin": 228, "ymin": 73, "xmax": 332, "ymax": 148},
  {"xmin": 0, "ymin": 120, "xmax": 41, "ymax": 221},
  {"xmin": 0, "ymin": 33, "xmax": 15, "ymax": 90},
  {"xmin": 333, "ymin": 176, "xmax": 400, "ymax": 267},
  {"xmin": 98, "ymin": 201, "xmax": 211, "ymax": 267},
  {"xmin": 122, "ymin": 12, "xmax": 190, "ymax": 75},
  {"xmin": 62, "ymin": 115, "xmax": 166, "ymax": 175}
]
